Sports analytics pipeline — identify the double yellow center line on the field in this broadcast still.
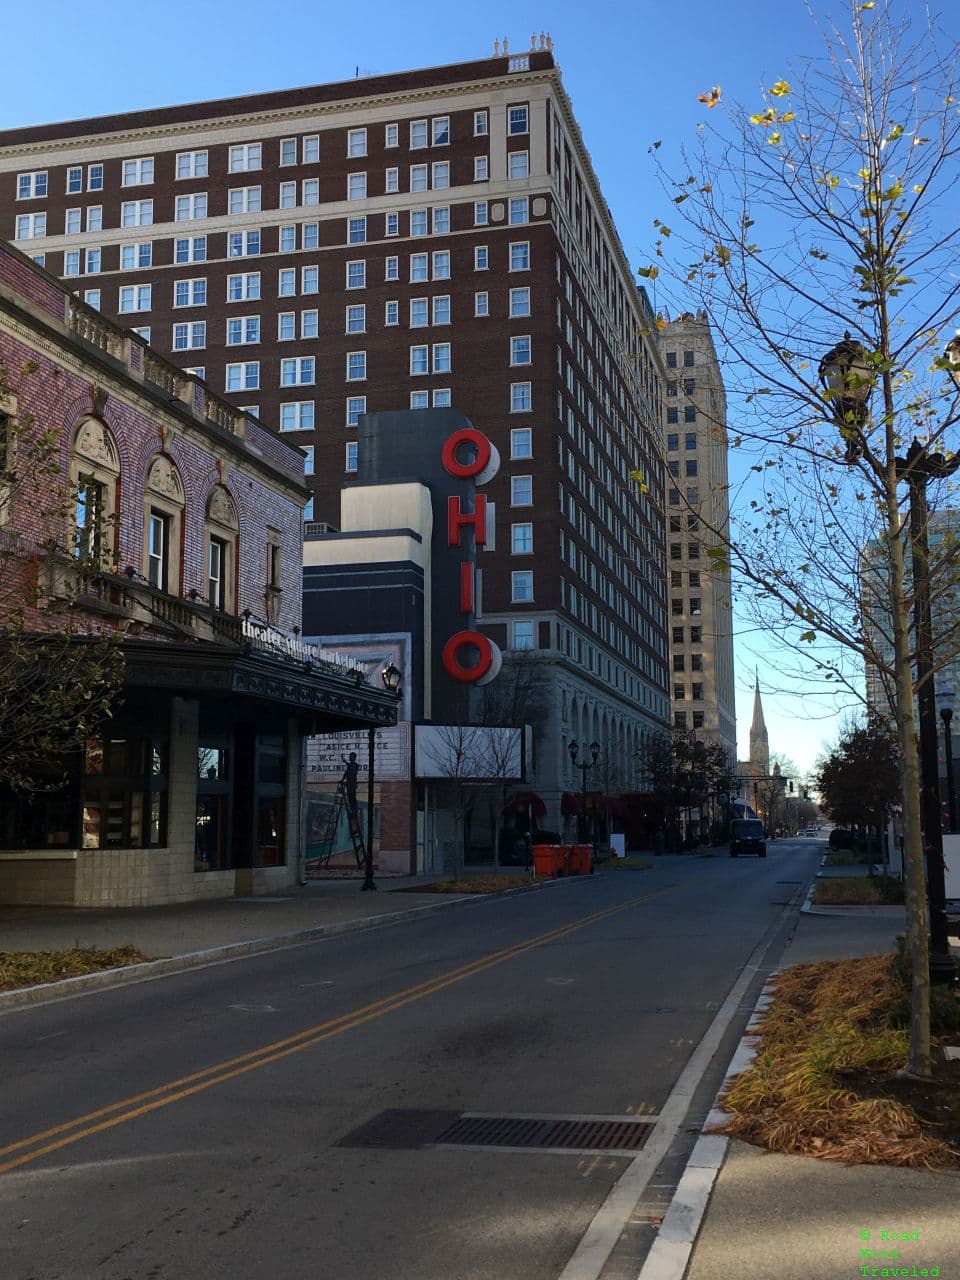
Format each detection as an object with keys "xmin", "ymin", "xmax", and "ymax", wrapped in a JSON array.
[{"xmin": 0, "ymin": 874, "xmax": 706, "ymax": 1175}]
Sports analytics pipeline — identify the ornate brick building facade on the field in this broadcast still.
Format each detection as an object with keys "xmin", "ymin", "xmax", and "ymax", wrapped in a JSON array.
[{"xmin": 0, "ymin": 240, "xmax": 396, "ymax": 905}]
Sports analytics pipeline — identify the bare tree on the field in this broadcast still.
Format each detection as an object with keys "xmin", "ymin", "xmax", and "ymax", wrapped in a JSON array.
[
  {"xmin": 642, "ymin": 1, "xmax": 960, "ymax": 1076},
  {"xmin": 0, "ymin": 358, "xmax": 123, "ymax": 795}
]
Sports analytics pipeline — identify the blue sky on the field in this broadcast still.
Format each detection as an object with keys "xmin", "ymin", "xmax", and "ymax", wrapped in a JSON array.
[{"xmin": 2, "ymin": 0, "xmax": 911, "ymax": 773}]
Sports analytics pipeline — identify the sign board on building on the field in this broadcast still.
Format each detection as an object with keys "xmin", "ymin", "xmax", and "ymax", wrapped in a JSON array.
[
  {"xmin": 414, "ymin": 724, "xmax": 522, "ymax": 780},
  {"xmin": 307, "ymin": 724, "xmax": 411, "ymax": 782}
]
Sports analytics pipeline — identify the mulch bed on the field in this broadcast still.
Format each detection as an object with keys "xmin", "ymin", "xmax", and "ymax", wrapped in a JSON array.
[{"xmin": 841, "ymin": 1056, "xmax": 960, "ymax": 1153}]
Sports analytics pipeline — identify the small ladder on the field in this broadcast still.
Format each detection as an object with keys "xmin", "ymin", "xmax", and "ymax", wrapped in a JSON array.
[{"xmin": 342, "ymin": 783, "xmax": 367, "ymax": 868}]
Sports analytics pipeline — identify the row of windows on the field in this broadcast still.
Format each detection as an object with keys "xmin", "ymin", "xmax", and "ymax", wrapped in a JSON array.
[
  {"xmin": 62, "ymin": 240, "xmax": 531, "ymax": 297},
  {"xmin": 667, "ymin": 459, "xmax": 698, "ymax": 478},
  {"xmin": 14, "ymin": 169, "xmax": 534, "ymax": 243},
  {"xmin": 666, "ymin": 432, "xmax": 698, "ymax": 451},
  {"xmin": 674, "ymin": 710, "xmax": 706, "ymax": 731},
  {"xmin": 673, "ymin": 683, "xmax": 704, "ymax": 701},
  {"xmin": 115, "ymin": 287, "xmax": 532, "ymax": 349},
  {"xmin": 666, "ymin": 406, "xmax": 697, "ymax": 425},
  {"xmin": 665, "ymin": 349, "xmax": 696, "ymax": 369},
  {"xmin": 14, "ymin": 109, "xmax": 532, "ymax": 201},
  {"xmin": 672, "ymin": 652, "xmax": 704, "ymax": 671},
  {"xmin": 672, "ymin": 625, "xmax": 703, "ymax": 644}
]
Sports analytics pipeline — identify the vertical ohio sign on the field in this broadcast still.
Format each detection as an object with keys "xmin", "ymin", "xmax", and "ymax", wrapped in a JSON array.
[{"xmin": 440, "ymin": 426, "xmax": 502, "ymax": 684}]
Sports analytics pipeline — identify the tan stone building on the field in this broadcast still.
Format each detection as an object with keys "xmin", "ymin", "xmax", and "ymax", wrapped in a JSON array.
[{"xmin": 662, "ymin": 311, "xmax": 737, "ymax": 766}]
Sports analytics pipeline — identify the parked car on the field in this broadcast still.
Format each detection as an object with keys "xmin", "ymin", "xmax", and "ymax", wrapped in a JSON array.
[
  {"xmin": 730, "ymin": 818, "xmax": 767, "ymax": 858},
  {"xmin": 803, "ymin": 827, "xmax": 817, "ymax": 837}
]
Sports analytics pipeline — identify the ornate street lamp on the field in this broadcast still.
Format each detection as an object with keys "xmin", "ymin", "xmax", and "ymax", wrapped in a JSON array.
[
  {"xmin": 937, "ymin": 686, "xmax": 956, "ymax": 835},
  {"xmin": 818, "ymin": 332, "xmax": 873, "ymax": 460},
  {"xmin": 821, "ymin": 333, "xmax": 960, "ymax": 983},
  {"xmin": 568, "ymin": 739, "xmax": 600, "ymax": 848},
  {"xmin": 361, "ymin": 663, "xmax": 403, "ymax": 892}
]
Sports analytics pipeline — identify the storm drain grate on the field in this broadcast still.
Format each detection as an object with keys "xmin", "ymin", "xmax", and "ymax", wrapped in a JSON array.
[{"xmin": 431, "ymin": 1113, "xmax": 654, "ymax": 1155}]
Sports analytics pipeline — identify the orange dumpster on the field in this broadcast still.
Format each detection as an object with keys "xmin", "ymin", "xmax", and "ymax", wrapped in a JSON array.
[
  {"xmin": 532, "ymin": 844, "xmax": 565, "ymax": 877},
  {"xmin": 571, "ymin": 843, "xmax": 593, "ymax": 875}
]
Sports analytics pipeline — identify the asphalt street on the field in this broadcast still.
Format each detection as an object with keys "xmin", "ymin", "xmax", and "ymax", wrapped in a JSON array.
[{"xmin": 0, "ymin": 841, "xmax": 824, "ymax": 1280}]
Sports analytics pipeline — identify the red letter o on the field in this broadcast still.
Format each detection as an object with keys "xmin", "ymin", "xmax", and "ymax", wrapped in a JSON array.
[
  {"xmin": 442, "ymin": 631, "xmax": 495, "ymax": 682},
  {"xmin": 442, "ymin": 428, "xmax": 492, "ymax": 479}
]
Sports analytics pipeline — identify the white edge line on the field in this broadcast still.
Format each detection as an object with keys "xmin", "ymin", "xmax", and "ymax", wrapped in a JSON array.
[
  {"xmin": 636, "ymin": 975, "xmax": 781, "ymax": 1280},
  {"xmin": 555, "ymin": 896, "xmax": 795, "ymax": 1280}
]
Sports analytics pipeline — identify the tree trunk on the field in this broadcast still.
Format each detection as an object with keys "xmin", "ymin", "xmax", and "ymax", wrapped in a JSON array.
[{"xmin": 886, "ymin": 484, "xmax": 931, "ymax": 1078}]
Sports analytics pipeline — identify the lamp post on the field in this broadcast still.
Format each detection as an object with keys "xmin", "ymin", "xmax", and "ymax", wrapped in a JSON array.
[
  {"xmin": 938, "ymin": 686, "xmax": 956, "ymax": 834},
  {"xmin": 820, "ymin": 332, "xmax": 960, "ymax": 984},
  {"xmin": 361, "ymin": 662, "xmax": 403, "ymax": 892},
  {"xmin": 568, "ymin": 739, "xmax": 600, "ymax": 850}
]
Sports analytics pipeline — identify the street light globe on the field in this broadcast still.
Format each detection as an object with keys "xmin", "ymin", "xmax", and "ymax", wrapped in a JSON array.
[
  {"xmin": 818, "ymin": 333, "xmax": 874, "ymax": 432},
  {"xmin": 937, "ymin": 686, "xmax": 955, "ymax": 720}
]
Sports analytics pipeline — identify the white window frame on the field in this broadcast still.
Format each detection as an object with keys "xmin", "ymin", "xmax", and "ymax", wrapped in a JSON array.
[
  {"xmin": 347, "ymin": 128, "xmax": 367, "ymax": 158},
  {"xmin": 280, "ymin": 401, "xmax": 315, "ymax": 432},
  {"xmin": 302, "ymin": 178, "xmax": 319, "ymax": 205},
  {"xmin": 432, "ymin": 161, "xmax": 450, "ymax": 189},
  {"xmin": 346, "ymin": 351, "xmax": 367, "ymax": 382},
  {"xmin": 410, "ymin": 164, "xmax": 428, "ymax": 193},
  {"xmin": 175, "ymin": 235, "xmax": 206, "ymax": 264},
  {"xmin": 510, "ymin": 427, "xmax": 533, "ymax": 459},
  {"xmin": 510, "ymin": 335, "xmax": 532, "ymax": 366},
  {"xmin": 345, "ymin": 303, "xmax": 366, "ymax": 334},
  {"xmin": 474, "ymin": 245, "xmax": 488, "ymax": 271},
  {"xmin": 385, "ymin": 256, "xmax": 399, "ymax": 281},
  {"xmin": 228, "ymin": 185, "xmax": 261, "ymax": 214},
  {"xmin": 175, "ymin": 193, "xmax": 206, "ymax": 221},
  {"xmin": 410, "ymin": 253, "xmax": 428, "ymax": 283},
  {"xmin": 384, "ymin": 300, "xmax": 399, "ymax": 326},
  {"xmin": 118, "ymin": 284, "xmax": 152, "ymax": 313},
  {"xmin": 346, "ymin": 259, "xmax": 366, "ymax": 290},
  {"xmin": 301, "ymin": 265, "xmax": 319, "ymax": 294},
  {"xmin": 511, "ymin": 570, "xmax": 534, "ymax": 602},
  {"xmin": 345, "ymin": 442, "xmax": 358, "ymax": 473},
  {"xmin": 385, "ymin": 123, "xmax": 399, "ymax": 148},
  {"xmin": 173, "ymin": 320, "xmax": 206, "ymax": 351},
  {"xmin": 228, "ymin": 143, "xmax": 262, "ymax": 173},
  {"xmin": 509, "ymin": 286, "xmax": 531, "ymax": 317},
  {"xmin": 122, "ymin": 157, "xmax": 154, "ymax": 186},
  {"xmin": 303, "ymin": 135, "xmax": 320, "ymax": 164},
  {"xmin": 432, "ymin": 295, "xmax": 450, "ymax": 326},
  {"xmin": 348, "ymin": 215, "xmax": 367, "ymax": 244},
  {"xmin": 511, "ymin": 523, "xmax": 534, "ymax": 554},
  {"xmin": 17, "ymin": 171, "xmax": 47, "ymax": 200},
  {"xmin": 510, "ymin": 240, "xmax": 531, "ymax": 271},
  {"xmin": 409, "ymin": 298, "xmax": 428, "ymax": 328},
  {"xmin": 225, "ymin": 361, "xmax": 260, "ymax": 391},
  {"xmin": 410, "ymin": 345, "xmax": 429, "ymax": 376},
  {"xmin": 227, "ymin": 272, "xmax": 260, "ymax": 302},
  {"xmin": 508, "ymin": 105, "xmax": 529, "ymax": 135},
  {"xmin": 226, "ymin": 315, "xmax": 260, "ymax": 346},
  {"xmin": 176, "ymin": 150, "xmax": 208, "ymax": 180},
  {"xmin": 65, "ymin": 208, "xmax": 81, "ymax": 235},
  {"xmin": 66, "ymin": 166, "xmax": 83, "ymax": 194},
  {"xmin": 474, "ymin": 110, "xmax": 489, "ymax": 137},
  {"xmin": 432, "ymin": 116, "xmax": 450, "ymax": 146},
  {"xmin": 280, "ymin": 137, "xmax": 297, "ymax": 166},
  {"xmin": 86, "ymin": 206, "xmax": 103, "ymax": 233},
  {"xmin": 511, "ymin": 381, "xmax": 532, "ymax": 412},
  {"xmin": 346, "ymin": 396, "xmax": 366, "ymax": 426},
  {"xmin": 280, "ymin": 356, "xmax": 316, "ymax": 386},
  {"xmin": 347, "ymin": 172, "xmax": 367, "ymax": 200},
  {"xmin": 385, "ymin": 167, "xmax": 399, "ymax": 194},
  {"xmin": 474, "ymin": 156, "xmax": 489, "ymax": 182},
  {"xmin": 432, "ymin": 342, "xmax": 451, "ymax": 374},
  {"xmin": 301, "ymin": 309, "xmax": 319, "ymax": 339},
  {"xmin": 508, "ymin": 150, "xmax": 530, "ymax": 180},
  {"xmin": 432, "ymin": 250, "xmax": 451, "ymax": 279},
  {"xmin": 122, "ymin": 242, "xmax": 153, "ymax": 271},
  {"xmin": 410, "ymin": 119, "xmax": 428, "ymax": 149},
  {"xmin": 277, "ymin": 311, "xmax": 295, "ymax": 341},
  {"xmin": 121, "ymin": 199, "xmax": 153, "ymax": 227},
  {"xmin": 511, "ymin": 475, "xmax": 533, "ymax": 505},
  {"xmin": 475, "ymin": 291, "xmax": 489, "ymax": 317}
]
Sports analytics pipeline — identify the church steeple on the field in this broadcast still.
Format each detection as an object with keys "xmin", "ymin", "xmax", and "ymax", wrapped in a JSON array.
[{"xmin": 749, "ymin": 674, "xmax": 769, "ymax": 775}]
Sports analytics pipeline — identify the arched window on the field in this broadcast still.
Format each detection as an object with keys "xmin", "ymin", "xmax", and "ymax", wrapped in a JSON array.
[
  {"xmin": 143, "ymin": 455, "xmax": 185, "ymax": 594},
  {"xmin": 71, "ymin": 417, "xmax": 120, "ymax": 566},
  {"xmin": 204, "ymin": 486, "xmax": 239, "ymax": 612}
]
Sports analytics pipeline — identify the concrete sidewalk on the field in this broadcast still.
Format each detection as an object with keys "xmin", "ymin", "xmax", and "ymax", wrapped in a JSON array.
[
  {"xmin": 652, "ymin": 899, "xmax": 960, "ymax": 1280},
  {"xmin": 0, "ymin": 868, "xmax": 545, "ymax": 1008}
]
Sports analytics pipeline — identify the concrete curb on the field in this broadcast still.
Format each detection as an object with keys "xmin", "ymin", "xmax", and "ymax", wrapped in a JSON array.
[
  {"xmin": 0, "ymin": 876, "xmax": 564, "ymax": 1012},
  {"xmin": 636, "ymin": 975, "xmax": 780, "ymax": 1280}
]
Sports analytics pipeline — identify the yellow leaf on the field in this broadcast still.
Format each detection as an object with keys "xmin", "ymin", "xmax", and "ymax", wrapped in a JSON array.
[
  {"xmin": 697, "ymin": 86, "xmax": 722, "ymax": 108},
  {"xmin": 767, "ymin": 131, "xmax": 782, "ymax": 144},
  {"xmin": 769, "ymin": 80, "xmax": 791, "ymax": 97},
  {"xmin": 628, "ymin": 469, "xmax": 650, "ymax": 493},
  {"xmin": 861, "ymin": 1, "xmax": 875, "ymax": 8},
  {"xmin": 750, "ymin": 108, "xmax": 776, "ymax": 125},
  {"xmin": 858, "ymin": 168, "xmax": 871, "ymax": 180}
]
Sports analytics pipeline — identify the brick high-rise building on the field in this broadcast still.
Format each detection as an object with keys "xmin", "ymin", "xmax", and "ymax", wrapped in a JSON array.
[{"xmin": 0, "ymin": 40, "xmax": 671, "ymax": 835}]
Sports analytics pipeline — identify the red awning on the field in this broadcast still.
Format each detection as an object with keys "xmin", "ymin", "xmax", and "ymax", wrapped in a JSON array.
[{"xmin": 503, "ymin": 790, "xmax": 546, "ymax": 817}]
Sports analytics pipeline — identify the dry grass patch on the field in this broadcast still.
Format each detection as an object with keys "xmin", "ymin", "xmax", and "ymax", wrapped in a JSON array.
[
  {"xmin": 811, "ymin": 877, "xmax": 886, "ymax": 905},
  {"xmin": 0, "ymin": 944, "xmax": 154, "ymax": 992},
  {"xmin": 427, "ymin": 875, "xmax": 536, "ymax": 894},
  {"xmin": 713, "ymin": 955, "xmax": 960, "ymax": 1168},
  {"xmin": 606, "ymin": 856, "xmax": 652, "ymax": 870}
]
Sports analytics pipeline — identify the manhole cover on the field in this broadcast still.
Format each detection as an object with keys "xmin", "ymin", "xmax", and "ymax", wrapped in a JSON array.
[{"xmin": 432, "ymin": 1113, "xmax": 653, "ymax": 1155}]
